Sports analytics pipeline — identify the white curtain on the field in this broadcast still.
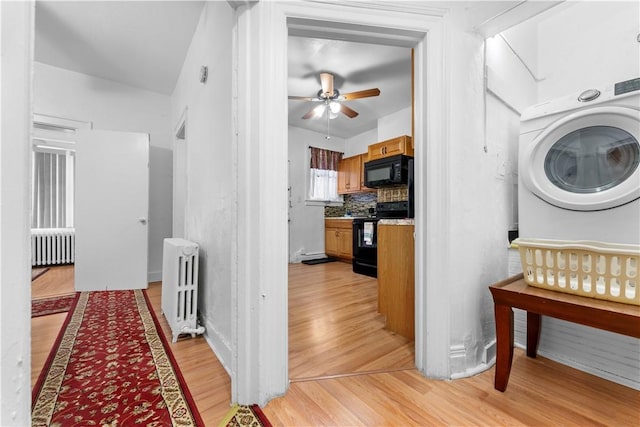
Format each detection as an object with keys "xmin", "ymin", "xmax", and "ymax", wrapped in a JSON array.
[
  {"xmin": 309, "ymin": 168, "xmax": 339, "ymax": 201},
  {"xmin": 308, "ymin": 147, "xmax": 342, "ymax": 201}
]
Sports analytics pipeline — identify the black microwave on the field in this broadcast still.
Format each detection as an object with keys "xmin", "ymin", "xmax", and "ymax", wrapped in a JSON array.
[{"xmin": 364, "ymin": 154, "xmax": 412, "ymax": 188}]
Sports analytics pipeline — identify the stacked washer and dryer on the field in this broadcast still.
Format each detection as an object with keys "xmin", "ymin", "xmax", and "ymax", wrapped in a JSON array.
[{"xmin": 517, "ymin": 77, "xmax": 640, "ymax": 389}]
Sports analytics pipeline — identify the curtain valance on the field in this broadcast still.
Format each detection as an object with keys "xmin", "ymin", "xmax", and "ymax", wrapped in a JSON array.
[{"xmin": 309, "ymin": 147, "xmax": 342, "ymax": 171}]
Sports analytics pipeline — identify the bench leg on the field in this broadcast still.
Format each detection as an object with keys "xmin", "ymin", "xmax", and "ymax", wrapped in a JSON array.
[
  {"xmin": 527, "ymin": 312, "xmax": 541, "ymax": 358},
  {"xmin": 494, "ymin": 303, "xmax": 514, "ymax": 392}
]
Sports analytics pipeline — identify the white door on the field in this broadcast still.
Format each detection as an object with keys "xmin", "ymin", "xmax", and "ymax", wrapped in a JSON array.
[{"xmin": 75, "ymin": 130, "xmax": 149, "ymax": 291}]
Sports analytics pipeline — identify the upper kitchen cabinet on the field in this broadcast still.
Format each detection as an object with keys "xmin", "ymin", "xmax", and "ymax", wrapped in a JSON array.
[
  {"xmin": 339, "ymin": 153, "xmax": 376, "ymax": 194},
  {"xmin": 338, "ymin": 154, "xmax": 362, "ymax": 194},
  {"xmin": 367, "ymin": 135, "xmax": 414, "ymax": 162}
]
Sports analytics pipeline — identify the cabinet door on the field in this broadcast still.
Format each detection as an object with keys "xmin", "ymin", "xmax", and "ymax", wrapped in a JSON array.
[
  {"xmin": 378, "ymin": 224, "xmax": 414, "ymax": 340},
  {"xmin": 325, "ymin": 228, "xmax": 339, "ymax": 257},
  {"xmin": 368, "ymin": 135, "xmax": 413, "ymax": 161},
  {"xmin": 338, "ymin": 156, "xmax": 361, "ymax": 194},
  {"xmin": 338, "ymin": 229, "xmax": 353, "ymax": 259},
  {"xmin": 337, "ymin": 158, "xmax": 350, "ymax": 193}
]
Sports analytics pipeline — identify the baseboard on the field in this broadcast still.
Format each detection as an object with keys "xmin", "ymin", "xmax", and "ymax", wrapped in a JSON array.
[
  {"xmin": 482, "ymin": 339, "xmax": 496, "ymax": 365},
  {"xmin": 147, "ymin": 270, "xmax": 162, "ymax": 283},
  {"xmin": 202, "ymin": 316, "xmax": 233, "ymax": 377}
]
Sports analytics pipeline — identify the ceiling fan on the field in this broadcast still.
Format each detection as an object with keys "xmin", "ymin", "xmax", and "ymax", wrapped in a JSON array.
[{"xmin": 289, "ymin": 72, "xmax": 381, "ymax": 120}]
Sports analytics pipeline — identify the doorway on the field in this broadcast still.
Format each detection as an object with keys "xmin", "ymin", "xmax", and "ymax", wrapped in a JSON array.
[
  {"xmin": 173, "ymin": 109, "xmax": 188, "ymax": 239},
  {"xmin": 286, "ymin": 35, "xmax": 416, "ymax": 380},
  {"xmin": 234, "ymin": 1, "xmax": 450, "ymax": 404}
]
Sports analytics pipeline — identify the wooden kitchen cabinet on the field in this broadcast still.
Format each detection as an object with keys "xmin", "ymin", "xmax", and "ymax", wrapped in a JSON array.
[
  {"xmin": 377, "ymin": 223, "xmax": 414, "ymax": 340},
  {"xmin": 324, "ymin": 219, "xmax": 353, "ymax": 262},
  {"xmin": 337, "ymin": 155, "xmax": 362, "ymax": 194},
  {"xmin": 367, "ymin": 135, "xmax": 414, "ymax": 161},
  {"xmin": 338, "ymin": 153, "xmax": 374, "ymax": 194}
]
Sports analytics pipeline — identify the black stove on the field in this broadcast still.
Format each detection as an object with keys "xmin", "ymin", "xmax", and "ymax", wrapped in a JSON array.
[{"xmin": 352, "ymin": 201, "xmax": 412, "ymax": 277}]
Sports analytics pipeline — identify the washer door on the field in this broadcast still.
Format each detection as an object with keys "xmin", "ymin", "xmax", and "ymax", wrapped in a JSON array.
[{"xmin": 521, "ymin": 106, "xmax": 640, "ymax": 211}]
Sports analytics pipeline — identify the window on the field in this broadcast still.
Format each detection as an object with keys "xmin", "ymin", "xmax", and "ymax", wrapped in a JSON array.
[
  {"xmin": 32, "ymin": 148, "xmax": 74, "ymax": 228},
  {"xmin": 308, "ymin": 147, "xmax": 342, "ymax": 202},
  {"xmin": 31, "ymin": 114, "xmax": 90, "ymax": 229}
]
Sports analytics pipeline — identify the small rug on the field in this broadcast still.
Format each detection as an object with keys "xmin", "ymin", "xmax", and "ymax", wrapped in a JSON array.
[
  {"xmin": 32, "ymin": 289, "xmax": 204, "ymax": 426},
  {"xmin": 31, "ymin": 267, "xmax": 49, "ymax": 281},
  {"xmin": 219, "ymin": 404, "xmax": 272, "ymax": 427},
  {"xmin": 301, "ymin": 257, "xmax": 337, "ymax": 265},
  {"xmin": 31, "ymin": 293, "xmax": 77, "ymax": 318}
]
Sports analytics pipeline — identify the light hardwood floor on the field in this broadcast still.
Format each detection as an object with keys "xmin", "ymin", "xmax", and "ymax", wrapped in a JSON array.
[{"xmin": 31, "ymin": 264, "xmax": 640, "ymax": 426}]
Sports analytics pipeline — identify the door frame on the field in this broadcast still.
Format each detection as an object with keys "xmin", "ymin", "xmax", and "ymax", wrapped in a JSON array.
[
  {"xmin": 235, "ymin": 1, "xmax": 451, "ymax": 405},
  {"xmin": 173, "ymin": 107, "xmax": 188, "ymax": 238}
]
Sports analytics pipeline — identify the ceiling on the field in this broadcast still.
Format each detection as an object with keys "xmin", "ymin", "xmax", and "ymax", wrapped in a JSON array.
[
  {"xmin": 34, "ymin": 1, "xmax": 563, "ymax": 139},
  {"xmin": 288, "ymin": 37, "xmax": 412, "ymax": 139},
  {"xmin": 35, "ymin": 1, "xmax": 205, "ymax": 95}
]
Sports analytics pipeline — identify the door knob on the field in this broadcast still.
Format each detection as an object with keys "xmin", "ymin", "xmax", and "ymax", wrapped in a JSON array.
[{"xmin": 138, "ymin": 218, "xmax": 148, "ymax": 225}]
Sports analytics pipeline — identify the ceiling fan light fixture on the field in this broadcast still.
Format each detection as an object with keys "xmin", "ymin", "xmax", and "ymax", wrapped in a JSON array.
[
  {"xmin": 313, "ymin": 104, "xmax": 326, "ymax": 118},
  {"xmin": 329, "ymin": 101, "xmax": 341, "ymax": 114}
]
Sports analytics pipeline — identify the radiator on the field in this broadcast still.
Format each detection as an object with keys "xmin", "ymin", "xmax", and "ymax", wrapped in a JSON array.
[
  {"xmin": 161, "ymin": 238, "xmax": 204, "ymax": 342},
  {"xmin": 31, "ymin": 228, "xmax": 75, "ymax": 266}
]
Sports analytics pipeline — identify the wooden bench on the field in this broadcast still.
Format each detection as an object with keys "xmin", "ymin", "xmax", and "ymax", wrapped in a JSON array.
[{"xmin": 489, "ymin": 273, "xmax": 640, "ymax": 392}]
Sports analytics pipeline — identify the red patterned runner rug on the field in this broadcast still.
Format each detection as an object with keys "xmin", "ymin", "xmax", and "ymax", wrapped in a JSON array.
[
  {"xmin": 32, "ymin": 289, "xmax": 204, "ymax": 426},
  {"xmin": 31, "ymin": 294, "xmax": 77, "ymax": 318},
  {"xmin": 220, "ymin": 404, "xmax": 272, "ymax": 427}
]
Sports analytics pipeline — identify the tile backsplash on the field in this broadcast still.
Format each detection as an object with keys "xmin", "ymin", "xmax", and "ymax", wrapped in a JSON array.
[
  {"xmin": 377, "ymin": 186, "xmax": 408, "ymax": 202},
  {"xmin": 325, "ymin": 192, "xmax": 377, "ymax": 217}
]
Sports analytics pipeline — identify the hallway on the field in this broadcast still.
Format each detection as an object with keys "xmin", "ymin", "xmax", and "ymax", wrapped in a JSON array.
[{"xmin": 31, "ymin": 265, "xmax": 640, "ymax": 425}]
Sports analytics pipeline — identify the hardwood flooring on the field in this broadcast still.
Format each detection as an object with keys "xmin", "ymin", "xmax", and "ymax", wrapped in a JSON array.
[
  {"xmin": 31, "ymin": 263, "xmax": 640, "ymax": 426},
  {"xmin": 288, "ymin": 261, "xmax": 414, "ymax": 380}
]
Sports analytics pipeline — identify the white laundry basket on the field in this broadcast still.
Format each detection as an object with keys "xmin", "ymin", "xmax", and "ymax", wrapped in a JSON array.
[{"xmin": 514, "ymin": 238, "xmax": 640, "ymax": 306}]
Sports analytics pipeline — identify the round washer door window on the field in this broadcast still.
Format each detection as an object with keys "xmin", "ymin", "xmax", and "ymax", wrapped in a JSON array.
[
  {"xmin": 544, "ymin": 126, "xmax": 639, "ymax": 194},
  {"xmin": 521, "ymin": 106, "xmax": 640, "ymax": 211}
]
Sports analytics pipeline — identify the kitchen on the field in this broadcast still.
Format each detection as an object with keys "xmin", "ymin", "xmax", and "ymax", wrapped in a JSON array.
[{"xmin": 287, "ymin": 37, "xmax": 418, "ymax": 377}]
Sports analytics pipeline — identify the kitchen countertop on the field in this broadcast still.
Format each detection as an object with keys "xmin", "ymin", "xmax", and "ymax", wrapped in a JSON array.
[
  {"xmin": 325, "ymin": 217, "xmax": 415, "ymax": 225},
  {"xmin": 325, "ymin": 216, "xmax": 370, "ymax": 220},
  {"xmin": 378, "ymin": 218, "xmax": 415, "ymax": 225}
]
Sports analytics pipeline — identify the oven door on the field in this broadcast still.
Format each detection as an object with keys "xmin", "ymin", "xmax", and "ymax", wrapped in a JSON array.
[{"xmin": 352, "ymin": 219, "xmax": 378, "ymax": 277}]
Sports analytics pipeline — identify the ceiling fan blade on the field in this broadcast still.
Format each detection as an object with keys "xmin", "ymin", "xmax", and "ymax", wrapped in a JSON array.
[
  {"xmin": 301, "ymin": 108, "xmax": 316, "ymax": 120},
  {"xmin": 340, "ymin": 88, "xmax": 381, "ymax": 100},
  {"xmin": 320, "ymin": 72, "xmax": 334, "ymax": 96},
  {"xmin": 288, "ymin": 95, "xmax": 318, "ymax": 101},
  {"xmin": 302, "ymin": 103, "xmax": 327, "ymax": 119},
  {"xmin": 340, "ymin": 104, "xmax": 359, "ymax": 118}
]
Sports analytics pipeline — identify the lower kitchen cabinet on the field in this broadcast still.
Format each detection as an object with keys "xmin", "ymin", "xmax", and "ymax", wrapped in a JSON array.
[
  {"xmin": 324, "ymin": 219, "xmax": 353, "ymax": 262},
  {"xmin": 378, "ymin": 223, "xmax": 414, "ymax": 340}
]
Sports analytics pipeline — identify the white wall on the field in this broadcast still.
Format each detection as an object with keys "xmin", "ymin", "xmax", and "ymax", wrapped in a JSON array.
[
  {"xmin": 345, "ymin": 128, "xmax": 377, "ymax": 157},
  {"xmin": 536, "ymin": 1, "xmax": 640, "ymax": 100},
  {"xmin": 170, "ymin": 1, "xmax": 234, "ymax": 371},
  {"xmin": 288, "ymin": 126, "xmax": 345, "ymax": 262},
  {"xmin": 345, "ymin": 106, "xmax": 412, "ymax": 157},
  {"xmin": 1, "ymin": 1, "xmax": 33, "ymax": 424},
  {"xmin": 33, "ymin": 62, "xmax": 173, "ymax": 282},
  {"xmin": 443, "ymin": 11, "xmax": 517, "ymax": 375},
  {"xmin": 377, "ymin": 106, "xmax": 412, "ymax": 143}
]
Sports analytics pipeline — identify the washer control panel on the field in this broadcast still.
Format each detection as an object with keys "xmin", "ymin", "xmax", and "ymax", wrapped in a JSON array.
[{"xmin": 614, "ymin": 77, "xmax": 640, "ymax": 95}]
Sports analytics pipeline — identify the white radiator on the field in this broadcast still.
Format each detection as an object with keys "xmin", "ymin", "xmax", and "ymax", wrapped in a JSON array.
[
  {"xmin": 31, "ymin": 228, "xmax": 75, "ymax": 266},
  {"xmin": 161, "ymin": 238, "xmax": 204, "ymax": 342}
]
